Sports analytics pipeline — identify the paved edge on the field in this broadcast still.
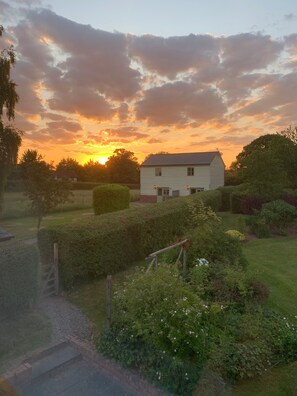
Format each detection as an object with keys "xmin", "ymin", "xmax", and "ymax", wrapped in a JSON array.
[
  {"xmin": 2, "ymin": 337, "xmax": 164, "ymax": 396},
  {"xmin": 66, "ymin": 336, "xmax": 164, "ymax": 396}
]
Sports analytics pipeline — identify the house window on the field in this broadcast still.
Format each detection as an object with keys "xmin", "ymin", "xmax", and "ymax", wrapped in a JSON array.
[
  {"xmin": 155, "ymin": 167, "xmax": 162, "ymax": 176},
  {"xmin": 157, "ymin": 187, "xmax": 169, "ymax": 197},
  {"xmin": 190, "ymin": 187, "xmax": 204, "ymax": 194},
  {"xmin": 187, "ymin": 167, "xmax": 194, "ymax": 176}
]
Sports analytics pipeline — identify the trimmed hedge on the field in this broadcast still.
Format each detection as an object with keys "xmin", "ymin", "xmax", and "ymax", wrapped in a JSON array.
[
  {"xmin": 38, "ymin": 190, "xmax": 222, "ymax": 288},
  {"xmin": 93, "ymin": 184, "xmax": 130, "ymax": 215},
  {"xmin": 0, "ymin": 245, "xmax": 39, "ymax": 316},
  {"xmin": 218, "ymin": 186, "xmax": 240, "ymax": 211}
]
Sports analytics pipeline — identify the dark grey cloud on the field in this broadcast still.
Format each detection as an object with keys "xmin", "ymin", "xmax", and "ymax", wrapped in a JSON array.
[
  {"xmin": 25, "ymin": 8, "xmax": 141, "ymax": 101},
  {"xmin": 221, "ymin": 33, "xmax": 283, "ymax": 74},
  {"xmin": 136, "ymin": 81, "xmax": 226, "ymax": 126},
  {"xmin": 130, "ymin": 33, "xmax": 219, "ymax": 78}
]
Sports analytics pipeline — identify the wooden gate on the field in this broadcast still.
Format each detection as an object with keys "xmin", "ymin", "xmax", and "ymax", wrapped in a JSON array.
[{"xmin": 41, "ymin": 242, "xmax": 59, "ymax": 298}]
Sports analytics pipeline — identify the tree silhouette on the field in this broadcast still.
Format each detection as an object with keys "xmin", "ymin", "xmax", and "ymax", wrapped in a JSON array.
[{"xmin": 0, "ymin": 26, "xmax": 22, "ymax": 213}]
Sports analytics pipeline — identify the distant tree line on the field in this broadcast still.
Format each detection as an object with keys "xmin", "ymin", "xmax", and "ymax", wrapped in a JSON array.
[{"xmin": 6, "ymin": 147, "xmax": 140, "ymax": 190}]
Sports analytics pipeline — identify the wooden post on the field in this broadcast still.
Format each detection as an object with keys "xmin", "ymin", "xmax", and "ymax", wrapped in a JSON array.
[
  {"xmin": 182, "ymin": 248, "xmax": 187, "ymax": 279},
  {"xmin": 53, "ymin": 242, "xmax": 59, "ymax": 295},
  {"xmin": 106, "ymin": 275, "xmax": 112, "ymax": 329},
  {"xmin": 153, "ymin": 255, "xmax": 158, "ymax": 270}
]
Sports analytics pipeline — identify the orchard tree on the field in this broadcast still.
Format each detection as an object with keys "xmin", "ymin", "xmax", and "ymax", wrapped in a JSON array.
[
  {"xmin": 20, "ymin": 150, "xmax": 72, "ymax": 229},
  {"xmin": 0, "ymin": 26, "xmax": 22, "ymax": 212},
  {"xmin": 106, "ymin": 148, "xmax": 139, "ymax": 184}
]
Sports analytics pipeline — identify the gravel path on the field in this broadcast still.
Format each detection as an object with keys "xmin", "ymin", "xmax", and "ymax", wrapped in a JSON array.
[{"xmin": 37, "ymin": 296, "xmax": 93, "ymax": 344}]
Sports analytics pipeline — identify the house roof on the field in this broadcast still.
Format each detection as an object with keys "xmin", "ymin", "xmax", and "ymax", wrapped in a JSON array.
[{"xmin": 141, "ymin": 151, "xmax": 222, "ymax": 167}]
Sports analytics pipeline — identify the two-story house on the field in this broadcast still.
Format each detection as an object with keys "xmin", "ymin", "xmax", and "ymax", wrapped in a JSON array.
[{"xmin": 140, "ymin": 151, "xmax": 225, "ymax": 202}]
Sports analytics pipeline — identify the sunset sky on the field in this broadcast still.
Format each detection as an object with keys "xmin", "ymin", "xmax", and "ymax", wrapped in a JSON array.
[{"xmin": 1, "ymin": 0, "xmax": 297, "ymax": 167}]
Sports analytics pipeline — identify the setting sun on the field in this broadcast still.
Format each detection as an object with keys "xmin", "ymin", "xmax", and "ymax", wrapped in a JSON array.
[{"xmin": 98, "ymin": 156, "xmax": 108, "ymax": 165}]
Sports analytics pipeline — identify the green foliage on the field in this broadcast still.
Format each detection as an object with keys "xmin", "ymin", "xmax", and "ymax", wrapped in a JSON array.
[
  {"xmin": 225, "ymin": 230, "xmax": 245, "ymax": 241},
  {"xmin": 99, "ymin": 327, "xmax": 200, "ymax": 395},
  {"xmin": 0, "ymin": 244, "xmax": 39, "ymax": 317},
  {"xmin": 218, "ymin": 185, "xmax": 240, "ymax": 211},
  {"xmin": 20, "ymin": 149, "xmax": 72, "ymax": 228},
  {"xmin": 260, "ymin": 200, "xmax": 297, "ymax": 235},
  {"xmin": 38, "ymin": 190, "xmax": 222, "ymax": 288},
  {"xmin": 106, "ymin": 148, "xmax": 139, "ymax": 184},
  {"xmin": 233, "ymin": 134, "xmax": 297, "ymax": 193},
  {"xmin": 93, "ymin": 184, "xmax": 130, "ymax": 215}
]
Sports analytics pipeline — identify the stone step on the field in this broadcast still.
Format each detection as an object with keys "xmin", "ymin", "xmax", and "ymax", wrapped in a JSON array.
[{"xmin": 9, "ymin": 342, "xmax": 82, "ymax": 393}]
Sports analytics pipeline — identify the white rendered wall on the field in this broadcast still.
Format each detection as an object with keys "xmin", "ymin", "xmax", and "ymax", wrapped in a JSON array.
[
  {"xmin": 209, "ymin": 155, "xmax": 225, "ymax": 189},
  {"xmin": 140, "ymin": 165, "xmax": 211, "ymax": 197}
]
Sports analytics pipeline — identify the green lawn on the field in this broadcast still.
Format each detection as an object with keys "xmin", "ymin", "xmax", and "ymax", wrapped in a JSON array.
[{"xmin": 1, "ymin": 189, "xmax": 140, "ymax": 220}]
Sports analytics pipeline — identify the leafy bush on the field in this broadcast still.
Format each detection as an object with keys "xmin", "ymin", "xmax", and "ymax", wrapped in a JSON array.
[
  {"xmin": 245, "ymin": 215, "xmax": 271, "ymax": 238},
  {"xmin": 240, "ymin": 195, "xmax": 267, "ymax": 215},
  {"xmin": 38, "ymin": 190, "xmax": 222, "ymax": 287},
  {"xmin": 225, "ymin": 229, "xmax": 245, "ymax": 241},
  {"xmin": 260, "ymin": 199, "xmax": 297, "ymax": 234},
  {"xmin": 0, "ymin": 244, "xmax": 39, "ymax": 317},
  {"xmin": 93, "ymin": 184, "xmax": 130, "ymax": 215},
  {"xmin": 99, "ymin": 263, "xmax": 296, "ymax": 391},
  {"xmin": 218, "ymin": 186, "xmax": 239, "ymax": 211},
  {"xmin": 230, "ymin": 191, "xmax": 246, "ymax": 214}
]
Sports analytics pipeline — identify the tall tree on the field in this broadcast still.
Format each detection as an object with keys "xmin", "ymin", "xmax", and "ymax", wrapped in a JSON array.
[
  {"xmin": 20, "ymin": 150, "xmax": 71, "ymax": 229},
  {"xmin": 278, "ymin": 125, "xmax": 297, "ymax": 144},
  {"xmin": 106, "ymin": 148, "xmax": 139, "ymax": 184},
  {"xmin": 56, "ymin": 157, "xmax": 85, "ymax": 181},
  {"xmin": 233, "ymin": 133, "xmax": 297, "ymax": 194},
  {"xmin": 0, "ymin": 26, "xmax": 22, "ymax": 213},
  {"xmin": 83, "ymin": 159, "xmax": 107, "ymax": 182}
]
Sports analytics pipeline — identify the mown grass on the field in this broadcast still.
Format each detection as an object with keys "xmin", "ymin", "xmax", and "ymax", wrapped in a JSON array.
[
  {"xmin": 1, "ymin": 189, "xmax": 140, "ymax": 220},
  {"xmin": 0, "ymin": 311, "xmax": 51, "ymax": 374}
]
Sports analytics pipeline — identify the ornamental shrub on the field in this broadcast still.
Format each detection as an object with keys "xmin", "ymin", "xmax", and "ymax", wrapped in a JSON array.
[
  {"xmin": 225, "ymin": 229, "xmax": 245, "ymax": 241},
  {"xmin": 259, "ymin": 199, "xmax": 297, "ymax": 234},
  {"xmin": 93, "ymin": 184, "xmax": 130, "ymax": 215},
  {"xmin": 0, "ymin": 244, "xmax": 39, "ymax": 317}
]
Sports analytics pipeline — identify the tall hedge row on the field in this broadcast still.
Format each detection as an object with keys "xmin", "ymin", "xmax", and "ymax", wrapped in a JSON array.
[
  {"xmin": 0, "ymin": 245, "xmax": 39, "ymax": 317},
  {"xmin": 38, "ymin": 190, "xmax": 222, "ymax": 288},
  {"xmin": 93, "ymin": 184, "xmax": 130, "ymax": 215}
]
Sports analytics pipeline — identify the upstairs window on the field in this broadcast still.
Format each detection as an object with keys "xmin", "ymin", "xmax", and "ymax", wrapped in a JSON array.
[
  {"xmin": 155, "ymin": 167, "xmax": 162, "ymax": 176},
  {"xmin": 187, "ymin": 167, "xmax": 194, "ymax": 176}
]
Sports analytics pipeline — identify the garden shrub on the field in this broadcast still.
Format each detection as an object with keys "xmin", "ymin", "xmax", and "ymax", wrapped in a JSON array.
[
  {"xmin": 245, "ymin": 215, "xmax": 271, "ymax": 238},
  {"xmin": 259, "ymin": 199, "xmax": 297, "ymax": 235},
  {"xmin": 38, "ymin": 189, "xmax": 222, "ymax": 288},
  {"xmin": 98, "ymin": 264, "xmax": 297, "ymax": 392},
  {"xmin": 225, "ymin": 229, "xmax": 245, "ymax": 241},
  {"xmin": 93, "ymin": 184, "xmax": 130, "ymax": 215},
  {"xmin": 0, "ymin": 244, "xmax": 39, "ymax": 317},
  {"xmin": 218, "ymin": 186, "xmax": 239, "ymax": 212},
  {"xmin": 240, "ymin": 195, "xmax": 267, "ymax": 215},
  {"xmin": 230, "ymin": 191, "xmax": 246, "ymax": 213}
]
